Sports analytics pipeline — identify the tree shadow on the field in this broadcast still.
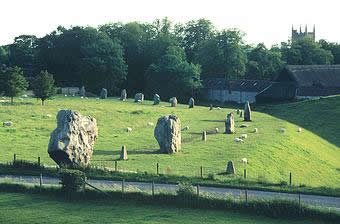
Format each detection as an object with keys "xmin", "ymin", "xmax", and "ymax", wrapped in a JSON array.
[
  {"xmin": 201, "ymin": 119, "xmax": 224, "ymax": 123},
  {"xmin": 94, "ymin": 148, "xmax": 161, "ymax": 156}
]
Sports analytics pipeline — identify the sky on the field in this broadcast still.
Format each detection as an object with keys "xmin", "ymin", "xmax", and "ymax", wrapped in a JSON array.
[{"xmin": 1, "ymin": 0, "xmax": 339, "ymax": 47}]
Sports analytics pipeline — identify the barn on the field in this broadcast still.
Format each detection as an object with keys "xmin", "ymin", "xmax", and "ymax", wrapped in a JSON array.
[{"xmin": 202, "ymin": 78, "xmax": 273, "ymax": 104}]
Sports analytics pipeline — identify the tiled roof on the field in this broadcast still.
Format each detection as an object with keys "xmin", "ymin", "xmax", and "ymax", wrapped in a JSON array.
[{"xmin": 203, "ymin": 78, "xmax": 274, "ymax": 92}]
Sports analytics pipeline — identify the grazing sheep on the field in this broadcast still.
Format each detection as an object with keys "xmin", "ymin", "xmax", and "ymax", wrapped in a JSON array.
[
  {"xmin": 126, "ymin": 127, "xmax": 132, "ymax": 132},
  {"xmin": 234, "ymin": 137, "xmax": 244, "ymax": 143},
  {"xmin": 240, "ymin": 158, "xmax": 248, "ymax": 164},
  {"xmin": 147, "ymin": 122, "xmax": 154, "ymax": 127},
  {"xmin": 240, "ymin": 134, "xmax": 247, "ymax": 139},
  {"xmin": 297, "ymin": 127, "xmax": 302, "ymax": 132},
  {"xmin": 280, "ymin": 128, "xmax": 286, "ymax": 133},
  {"xmin": 253, "ymin": 128, "xmax": 258, "ymax": 133},
  {"xmin": 3, "ymin": 121, "xmax": 13, "ymax": 127},
  {"xmin": 217, "ymin": 107, "xmax": 221, "ymax": 110},
  {"xmin": 182, "ymin": 126, "xmax": 190, "ymax": 131},
  {"xmin": 64, "ymin": 94, "xmax": 68, "ymax": 97},
  {"xmin": 22, "ymin": 94, "xmax": 28, "ymax": 98},
  {"xmin": 215, "ymin": 127, "xmax": 219, "ymax": 133},
  {"xmin": 45, "ymin": 114, "xmax": 52, "ymax": 118}
]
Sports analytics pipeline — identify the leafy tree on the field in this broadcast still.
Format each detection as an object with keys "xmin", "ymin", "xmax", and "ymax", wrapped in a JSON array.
[
  {"xmin": 246, "ymin": 43, "xmax": 284, "ymax": 80},
  {"xmin": 281, "ymin": 37, "xmax": 333, "ymax": 65},
  {"xmin": 319, "ymin": 39, "xmax": 340, "ymax": 64},
  {"xmin": 35, "ymin": 26, "xmax": 127, "ymax": 95},
  {"xmin": 0, "ymin": 66, "xmax": 28, "ymax": 104},
  {"xmin": 32, "ymin": 70, "xmax": 56, "ymax": 105},
  {"xmin": 0, "ymin": 46, "xmax": 9, "ymax": 66},
  {"xmin": 145, "ymin": 46, "xmax": 201, "ymax": 101}
]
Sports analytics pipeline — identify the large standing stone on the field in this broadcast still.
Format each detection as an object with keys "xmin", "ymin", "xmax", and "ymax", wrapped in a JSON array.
[
  {"xmin": 79, "ymin": 86, "xmax": 86, "ymax": 97},
  {"xmin": 120, "ymin": 89, "xmax": 127, "ymax": 101},
  {"xmin": 188, "ymin": 98, "xmax": 195, "ymax": 108},
  {"xmin": 48, "ymin": 110, "xmax": 98, "ymax": 166},
  {"xmin": 154, "ymin": 115, "xmax": 181, "ymax": 154},
  {"xmin": 225, "ymin": 113, "xmax": 235, "ymax": 134},
  {"xmin": 244, "ymin": 101, "xmax": 252, "ymax": 121},
  {"xmin": 170, "ymin": 97, "xmax": 177, "ymax": 107},
  {"xmin": 120, "ymin": 145, "xmax": 128, "ymax": 160},
  {"xmin": 153, "ymin": 94, "xmax": 160, "ymax": 105},
  {"xmin": 226, "ymin": 160, "xmax": 235, "ymax": 175},
  {"xmin": 134, "ymin": 93, "xmax": 144, "ymax": 102},
  {"xmin": 100, "ymin": 88, "xmax": 108, "ymax": 99}
]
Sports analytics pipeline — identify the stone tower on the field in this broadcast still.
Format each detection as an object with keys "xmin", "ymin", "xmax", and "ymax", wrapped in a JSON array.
[{"xmin": 291, "ymin": 25, "xmax": 315, "ymax": 42}]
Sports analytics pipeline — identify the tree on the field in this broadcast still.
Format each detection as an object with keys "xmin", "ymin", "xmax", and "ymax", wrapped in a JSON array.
[
  {"xmin": 0, "ymin": 66, "xmax": 28, "ymax": 104},
  {"xmin": 319, "ymin": 39, "xmax": 340, "ymax": 64},
  {"xmin": 32, "ymin": 70, "xmax": 56, "ymax": 105},
  {"xmin": 145, "ymin": 46, "xmax": 201, "ymax": 101},
  {"xmin": 0, "ymin": 46, "xmax": 9, "ymax": 66}
]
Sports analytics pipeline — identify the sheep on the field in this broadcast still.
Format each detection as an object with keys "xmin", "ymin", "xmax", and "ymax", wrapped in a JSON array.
[
  {"xmin": 279, "ymin": 128, "xmax": 286, "ymax": 133},
  {"xmin": 240, "ymin": 158, "xmax": 248, "ymax": 164},
  {"xmin": 45, "ymin": 114, "xmax": 52, "ymax": 118},
  {"xmin": 240, "ymin": 134, "xmax": 248, "ymax": 139},
  {"xmin": 297, "ymin": 127, "xmax": 302, "ymax": 132},
  {"xmin": 217, "ymin": 107, "xmax": 221, "ymax": 110},
  {"xmin": 126, "ymin": 127, "xmax": 133, "ymax": 132},
  {"xmin": 3, "ymin": 121, "xmax": 13, "ymax": 127},
  {"xmin": 215, "ymin": 127, "xmax": 219, "ymax": 133},
  {"xmin": 147, "ymin": 122, "xmax": 154, "ymax": 127},
  {"xmin": 234, "ymin": 137, "xmax": 244, "ymax": 143},
  {"xmin": 253, "ymin": 128, "xmax": 258, "ymax": 133}
]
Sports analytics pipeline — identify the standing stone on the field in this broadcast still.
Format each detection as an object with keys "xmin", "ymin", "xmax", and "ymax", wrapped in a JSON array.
[
  {"xmin": 120, "ymin": 89, "xmax": 127, "ymax": 101},
  {"xmin": 240, "ymin": 111, "xmax": 243, "ymax": 118},
  {"xmin": 170, "ymin": 97, "xmax": 177, "ymax": 107},
  {"xmin": 154, "ymin": 115, "xmax": 181, "ymax": 154},
  {"xmin": 202, "ymin": 131, "xmax": 207, "ymax": 141},
  {"xmin": 134, "ymin": 93, "xmax": 144, "ymax": 102},
  {"xmin": 120, "ymin": 145, "xmax": 128, "ymax": 160},
  {"xmin": 209, "ymin": 104, "xmax": 213, "ymax": 110},
  {"xmin": 100, "ymin": 88, "xmax": 108, "ymax": 99},
  {"xmin": 153, "ymin": 94, "xmax": 160, "ymax": 105},
  {"xmin": 244, "ymin": 101, "xmax": 251, "ymax": 121},
  {"xmin": 226, "ymin": 160, "xmax": 235, "ymax": 175},
  {"xmin": 79, "ymin": 86, "xmax": 86, "ymax": 97},
  {"xmin": 225, "ymin": 113, "xmax": 235, "ymax": 134},
  {"xmin": 48, "ymin": 110, "xmax": 98, "ymax": 166},
  {"xmin": 188, "ymin": 98, "xmax": 195, "ymax": 108},
  {"xmin": 236, "ymin": 109, "xmax": 240, "ymax": 115}
]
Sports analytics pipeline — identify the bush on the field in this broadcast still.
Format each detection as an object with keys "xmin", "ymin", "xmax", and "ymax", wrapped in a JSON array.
[
  {"xmin": 11, "ymin": 160, "xmax": 43, "ymax": 170},
  {"xmin": 176, "ymin": 182, "xmax": 195, "ymax": 198},
  {"xmin": 59, "ymin": 169, "xmax": 86, "ymax": 193}
]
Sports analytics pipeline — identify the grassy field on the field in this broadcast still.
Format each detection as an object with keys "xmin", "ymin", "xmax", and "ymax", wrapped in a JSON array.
[
  {"xmin": 0, "ymin": 192, "xmax": 332, "ymax": 224},
  {"xmin": 0, "ymin": 96, "xmax": 339, "ymax": 188}
]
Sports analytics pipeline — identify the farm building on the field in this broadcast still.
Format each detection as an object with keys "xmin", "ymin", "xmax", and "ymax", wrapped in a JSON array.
[
  {"xmin": 256, "ymin": 65, "xmax": 340, "ymax": 102},
  {"xmin": 202, "ymin": 79, "xmax": 273, "ymax": 103}
]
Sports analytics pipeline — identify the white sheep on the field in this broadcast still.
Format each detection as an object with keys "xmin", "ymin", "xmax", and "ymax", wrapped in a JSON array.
[
  {"xmin": 297, "ymin": 127, "xmax": 302, "ymax": 132},
  {"xmin": 126, "ymin": 127, "xmax": 132, "ymax": 132},
  {"xmin": 215, "ymin": 127, "xmax": 219, "ymax": 133},
  {"xmin": 253, "ymin": 128, "xmax": 258, "ymax": 133},
  {"xmin": 147, "ymin": 122, "xmax": 154, "ymax": 127},
  {"xmin": 240, "ymin": 134, "xmax": 248, "ymax": 139},
  {"xmin": 240, "ymin": 158, "xmax": 248, "ymax": 164},
  {"xmin": 45, "ymin": 114, "xmax": 52, "ymax": 118},
  {"xmin": 234, "ymin": 137, "xmax": 244, "ymax": 143},
  {"xmin": 217, "ymin": 107, "xmax": 221, "ymax": 110},
  {"xmin": 279, "ymin": 128, "xmax": 286, "ymax": 133}
]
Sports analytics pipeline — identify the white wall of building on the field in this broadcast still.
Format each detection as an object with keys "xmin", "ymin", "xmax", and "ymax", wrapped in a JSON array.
[{"xmin": 204, "ymin": 89, "xmax": 257, "ymax": 103}]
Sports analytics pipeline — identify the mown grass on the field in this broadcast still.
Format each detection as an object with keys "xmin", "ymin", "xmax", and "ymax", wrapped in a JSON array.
[{"xmin": 0, "ymin": 95, "xmax": 339, "ymax": 189}]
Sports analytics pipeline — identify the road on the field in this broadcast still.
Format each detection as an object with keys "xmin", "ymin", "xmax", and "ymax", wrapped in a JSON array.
[{"xmin": 0, "ymin": 174, "xmax": 339, "ymax": 210}]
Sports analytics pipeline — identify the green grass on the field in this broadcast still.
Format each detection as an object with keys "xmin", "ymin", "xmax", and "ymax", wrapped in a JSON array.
[
  {"xmin": 0, "ymin": 191, "xmax": 334, "ymax": 224},
  {"xmin": 0, "ymin": 96, "xmax": 339, "ymax": 189}
]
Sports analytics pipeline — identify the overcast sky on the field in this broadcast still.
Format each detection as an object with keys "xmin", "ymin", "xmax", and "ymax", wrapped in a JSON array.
[{"xmin": 1, "ymin": 0, "xmax": 339, "ymax": 47}]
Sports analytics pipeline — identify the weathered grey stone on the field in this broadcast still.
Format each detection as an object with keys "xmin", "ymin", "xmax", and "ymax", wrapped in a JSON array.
[
  {"xmin": 120, "ymin": 89, "xmax": 127, "ymax": 101},
  {"xmin": 170, "ymin": 97, "xmax": 177, "ymax": 107},
  {"xmin": 188, "ymin": 98, "xmax": 195, "ymax": 108},
  {"xmin": 225, "ymin": 113, "xmax": 235, "ymax": 134},
  {"xmin": 154, "ymin": 115, "xmax": 181, "ymax": 154},
  {"xmin": 244, "ymin": 101, "xmax": 251, "ymax": 121},
  {"xmin": 120, "ymin": 145, "xmax": 128, "ymax": 160},
  {"xmin": 153, "ymin": 94, "xmax": 160, "ymax": 105},
  {"xmin": 100, "ymin": 88, "xmax": 108, "ymax": 99},
  {"xmin": 134, "ymin": 93, "xmax": 144, "ymax": 102},
  {"xmin": 48, "ymin": 110, "xmax": 98, "ymax": 166},
  {"xmin": 79, "ymin": 86, "xmax": 86, "ymax": 97},
  {"xmin": 226, "ymin": 160, "xmax": 235, "ymax": 175}
]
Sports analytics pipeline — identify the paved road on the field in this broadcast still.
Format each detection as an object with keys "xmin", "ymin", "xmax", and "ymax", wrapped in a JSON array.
[{"xmin": 1, "ymin": 174, "xmax": 339, "ymax": 210}]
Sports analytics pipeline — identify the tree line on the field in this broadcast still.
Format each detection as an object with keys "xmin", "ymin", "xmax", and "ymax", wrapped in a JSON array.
[{"xmin": 1, "ymin": 18, "xmax": 340, "ymax": 101}]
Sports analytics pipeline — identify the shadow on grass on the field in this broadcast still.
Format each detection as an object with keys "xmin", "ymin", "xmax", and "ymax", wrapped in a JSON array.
[{"xmin": 94, "ymin": 149, "xmax": 161, "ymax": 156}]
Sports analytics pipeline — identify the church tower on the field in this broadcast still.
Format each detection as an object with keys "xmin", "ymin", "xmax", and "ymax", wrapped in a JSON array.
[{"xmin": 291, "ymin": 25, "xmax": 315, "ymax": 42}]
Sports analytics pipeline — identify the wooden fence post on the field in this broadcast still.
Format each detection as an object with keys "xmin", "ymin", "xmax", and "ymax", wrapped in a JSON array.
[
  {"xmin": 298, "ymin": 193, "xmax": 301, "ymax": 206},
  {"xmin": 196, "ymin": 185, "xmax": 200, "ymax": 200},
  {"xmin": 39, "ymin": 173, "xmax": 43, "ymax": 192},
  {"xmin": 289, "ymin": 172, "xmax": 292, "ymax": 186},
  {"xmin": 152, "ymin": 181, "xmax": 155, "ymax": 197},
  {"xmin": 200, "ymin": 166, "xmax": 203, "ymax": 178},
  {"xmin": 13, "ymin": 154, "xmax": 16, "ymax": 163},
  {"xmin": 244, "ymin": 169, "xmax": 247, "ymax": 179},
  {"xmin": 115, "ymin": 161, "xmax": 117, "ymax": 171},
  {"xmin": 122, "ymin": 179, "xmax": 125, "ymax": 195},
  {"xmin": 245, "ymin": 189, "xmax": 248, "ymax": 203},
  {"xmin": 156, "ymin": 163, "xmax": 159, "ymax": 175},
  {"xmin": 202, "ymin": 131, "xmax": 207, "ymax": 141},
  {"xmin": 38, "ymin": 157, "xmax": 41, "ymax": 167}
]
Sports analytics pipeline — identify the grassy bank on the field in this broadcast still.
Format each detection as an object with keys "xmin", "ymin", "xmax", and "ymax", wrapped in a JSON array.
[{"xmin": 0, "ymin": 96, "xmax": 339, "ymax": 189}]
